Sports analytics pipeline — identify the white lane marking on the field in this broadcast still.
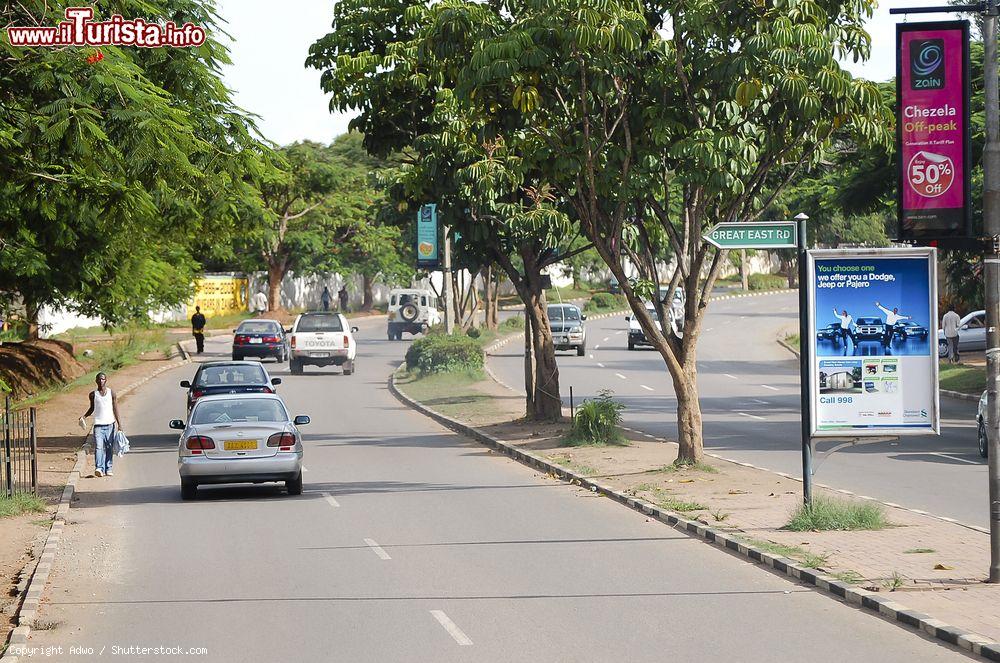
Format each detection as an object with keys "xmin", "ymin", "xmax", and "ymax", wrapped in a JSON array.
[
  {"xmin": 615, "ymin": 330, "xmax": 624, "ymax": 335},
  {"xmin": 430, "ymin": 610, "xmax": 473, "ymax": 646},
  {"xmin": 760, "ymin": 384, "xmax": 780, "ymax": 391},
  {"xmin": 364, "ymin": 538, "xmax": 391, "ymax": 560},
  {"xmin": 597, "ymin": 362, "xmax": 605, "ymax": 368},
  {"xmin": 615, "ymin": 373, "xmax": 628, "ymax": 380},
  {"xmin": 930, "ymin": 452, "xmax": 980, "ymax": 465},
  {"xmin": 740, "ymin": 316, "xmax": 746, "ymax": 320},
  {"xmin": 640, "ymin": 385, "xmax": 654, "ymax": 392},
  {"xmin": 705, "ymin": 328, "xmax": 714, "ymax": 333},
  {"xmin": 322, "ymin": 492, "xmax": 340, "ymax": 508},
  {"xmin": 302, "ymin": 467, "xmax": 309, "ymax": 472},
  {"xmin": 723, "ymin": 373, "xmax": 738, "ymax": 380},
  {"xmin": 595, "ymin": 344, "xmax": 601, "ymax": 350},
  {"xmin": 602, "ymin": 337, "xmax": 610, "ymax": 342},
  {"xmin": 588, "ymin": 354, "xmax": 594, "ymax": 359},
  {"xmin": 737, "ymin": 412, "xmax": 766, "ymax": 421}
]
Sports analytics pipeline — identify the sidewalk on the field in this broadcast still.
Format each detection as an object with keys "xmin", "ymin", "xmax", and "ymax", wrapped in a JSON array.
[{"xmin": 393, "ymin": 354, "xmax": 1000, "ymax": 656}]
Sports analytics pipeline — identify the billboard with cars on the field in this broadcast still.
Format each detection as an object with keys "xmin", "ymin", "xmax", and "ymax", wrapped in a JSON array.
[{"xmin": 808, "ymin": 248, "xmax": 939, "ymax": 436}]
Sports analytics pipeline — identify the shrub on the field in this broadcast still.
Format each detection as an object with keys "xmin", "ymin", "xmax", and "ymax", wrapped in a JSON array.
[
  {"xmin": 563, "ymin": 389, "xmax": 627, "ymax": 446},
  {"xmin": 465, "ymin": 327, "xmax": 481, "ymax": 339},
  {"xmin": 405, "ymin": 333, "xmax": 484, "ymax": 374},
  {"xmin": 747, "ymin": 273, "xmax": 787, "ymax": 291},
  {"xmin": 501, "ymin": 316, "xmax": 525, "ymax": 330},
  {"xmin": 785, "ymin": 496, "xmax": 889, "ymax": 531},
  {"xmin": 584, "ymin": 292, "xmax": 627, "ymax": 312}
]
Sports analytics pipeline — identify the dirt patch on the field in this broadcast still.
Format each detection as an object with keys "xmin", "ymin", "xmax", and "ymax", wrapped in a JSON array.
[{"xmin": 0, "ymin": 340, "xmax": 85, "ymax": 400}]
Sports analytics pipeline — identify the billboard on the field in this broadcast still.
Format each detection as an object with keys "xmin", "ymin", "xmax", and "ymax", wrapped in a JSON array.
[
  {"xmin": 187, "ymin": 276, "xmax": 248, "ymax": 317},
  {"xmin": 416, "ymin": 204, "xmax": 439, "ymax": 269},
  {"xmin": 807, "ymin": 248, "xmax": 939, "ymax": 437},
  {"xmin": 896, "ymin": 21, "xmax": 970, "ymax": 240}
]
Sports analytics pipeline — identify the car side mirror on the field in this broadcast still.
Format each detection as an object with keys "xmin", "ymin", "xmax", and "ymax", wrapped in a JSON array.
[
  {"xmin": 625, "ymin": 316, "xmax": 631, "ymax": 321},
  {"xmin": 580, "ymin": 315, "xmax": 587, "ymax": 321},
  {"xmin": 961, "ymin": 324, "xmax": 969, "ymax": 331},
  {"xmin": 271, "ymin": 378, "xmax": 282, "ymax": 386},
  {"xmin": 285, "ymin": 328, "xmax": 292, "ymax": 334},
  {"xmin": 179, "ymin": 380, "xmax": 191, "ymax": 388},
  {"xmin": 351, "ymin": 326, "xmax": 359, "ymax": 333},
  {"xmin": 294, "ymin": 415, "xmax": 311, "ymax": 426},
  {"xmin": 232, "ymin": 328, "xmax": 239, "ymax": 333},
  {"xmin": 169, "ymin": 419, "xmax": 186, "ymax": 430}
]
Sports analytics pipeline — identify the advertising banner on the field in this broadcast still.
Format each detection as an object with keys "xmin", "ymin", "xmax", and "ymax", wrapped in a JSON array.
[
  {"xmin": 807, "ymin": 248, "xmax": 939, "ymax": 437},
  {"xmin": 187, "ymin": 276, "xmax": 248, "ymax": 317},
  {"xmin": 896, "ymin": 21, "xmax": 970, "ymax": 240},
  {"xmin": 416, "ymin": 204, "xmax": 440, "ymax": 269}
]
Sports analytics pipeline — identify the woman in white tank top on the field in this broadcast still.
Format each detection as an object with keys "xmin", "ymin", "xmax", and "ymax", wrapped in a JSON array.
[{"xmin": 80, "ymin": 373, "xmax": 123, "ymax": 477}]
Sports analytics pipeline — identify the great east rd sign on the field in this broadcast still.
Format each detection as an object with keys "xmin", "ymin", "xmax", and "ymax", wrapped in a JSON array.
[{"xmin": 703, "ymin": 222, "xmax": 798, "ymax": 249}]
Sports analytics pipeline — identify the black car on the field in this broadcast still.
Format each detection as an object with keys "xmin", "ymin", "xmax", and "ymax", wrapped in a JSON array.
[
  {"xmin": 816, "ymin": 322, "xmax": 842, "ymax": 344},
  {"xmin": 180, "ymin": 361, "xmax": 281, "ymax": 411},
  {"xmin": 854, "ymin": 317, "xmax": 885, "ymax": 341},
  {"xmin": 894, "ymin": 320, "xmax": 928, "ymax": 340},
  {"xmin": 232, "ymin": 319, "xmax": 288, "ymax": 362}
]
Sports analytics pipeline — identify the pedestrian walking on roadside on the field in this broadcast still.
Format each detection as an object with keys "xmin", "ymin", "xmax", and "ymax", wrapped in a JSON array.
[
  {"xmin": 79, "ymin": 373, "xmax": 123, "ymax": 478},
  {"xmin": 252, "ymin": 290, "xmax": 268, "ymax": 316},
  {"xmin": 833, "ymin": 308, "xmax": 856, "ymax": 353},
  {"xmin": 321, "ymin": 286, "xmax": 332, "ymax": 312},
  {"xmin": 190, "ymin": 306, "xmax": 206, "ymax": 355},
  {"xmin": 942, "ymin": 307, "xmax": 962, "ymax": 363},
  {"xmin": 338, "ymin": 285, "xmax": 349, "ymax": 313},
  {"xmin": 875, "ymin": 301, "xmax": 910, "ymax": 352}
]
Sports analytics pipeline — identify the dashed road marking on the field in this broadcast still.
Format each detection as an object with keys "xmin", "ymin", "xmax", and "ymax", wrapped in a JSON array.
[
  {"xmin": 760, "ymin": 384, "xmax": 780, "ymax": 392},
  {"xmin": 640, "ymin": 385, "xmax": 654, "ymax": 392},
  {"xmin": 597, "ymin": 362, "xmax": 605, "ymax": 368},
  {"xmin": 595, "ymin": 344, "xmax": 601, "ymax": 350},
  {"xmin": 737, "ymin": 412, "xmax": 766, "ymax": 421},
  {"xmin": 588, "ymin": 354, "xmax": 594, "ymax": 359},
  {"xmin": 430, "ymin": 610, "xmax": 473, "ymax": 646},
  {"xmin": 723, "ymin": 374, "xmax": 738, "ymax": 380},
  {"xmin": 615, "ymin": 330, "xmax": 624, "ymax": 335},
  {"xmin": 615, "ymin": 373, "xmax": 628, "ymax": 380},
  {"xmin": 322, "ymin": 492, "xmax": 340, "ymax": 508},
  {"xmin": 364, "ymin": 538, "xmax": 391, "ymax": 560},
  {"xmin": 602, "ymin": 337, "xmax": 610, "ymax": 342},
  {"xmin": 750, "ymin": 399, "xmax": 768, "ymax": 405},
  {"xmin": 930, "ymin": 452, "xmax": 980, "ymax": 465}
]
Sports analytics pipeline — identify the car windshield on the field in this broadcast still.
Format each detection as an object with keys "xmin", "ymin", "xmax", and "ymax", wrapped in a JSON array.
[
  {"xmin": 238, "ymin": 321, "xmax": 280, "ymax": 334},
  {"xmin": 297, "ymin": 314, "xmax": 343, "ymax": 332},
  {"xmin": 548, "ymin": 307, "xmax": 581, "ymax": 321},
  {"xmin": 195, "ymin": 365, "xmax": 267, "ymax": 387},
  {"xmin": 857, "ymin": 318, "xmax": 881, "ymax": 325},
  {"xmin": 191, "ymin": 398, "xmax": 288, "ymax": 425},
  {"xmin": 644, "ymin": 307, "xmax": 661, "ymax": 320}
]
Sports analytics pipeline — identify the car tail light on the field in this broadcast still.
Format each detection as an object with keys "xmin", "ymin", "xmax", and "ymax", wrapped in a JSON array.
[
  {"xmin": 186, "ymin": 435, "xmax": 216, "ymax": 454},
  {"xmin": 267, "ymin": 432, "xmax": 296, "ymax": 451},
  {"xmin": 262, "ymin": 335, "xmax": 279, "ymax": 343},
  {"xmin": 343, "ymin": 334, "xmax": 350, "ymax": 347},
  {"xmin": 191, "ymin": 389, "xmax": 205, "ymax": 401},
  {"xmin": 234, "ymin": 335, "xmax": 247, "ymax": 345},
  {"xmin": 290, "ymin": 335, "xmax": 297, "ymax": 348},
  {"xmin": 262, "ymin": 386, "xmax": 273, "ymax": 394}
]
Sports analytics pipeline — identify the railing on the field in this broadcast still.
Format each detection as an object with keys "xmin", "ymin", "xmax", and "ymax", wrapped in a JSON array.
[{"xmin": 1, "ymin": 396, "xmax": 37, "ymax": 497}]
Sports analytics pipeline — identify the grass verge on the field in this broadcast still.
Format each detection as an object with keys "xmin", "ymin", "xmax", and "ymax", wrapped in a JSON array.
[
  {"xmin": 547, "ymin": 455, "xmax": 600, "ymax": 476},
  {"xmin": 938, "ymin": 362, "xmax": 986, "ymax": 395},
  {"xmin": 654, "ymin": 461, "xmax": 718, "ymax": 474},
  {"xmin": 0, "ymin": 493, "xmax": 47, "ymax": 519},
  {"xmin": 737, "ymin": 537, "xmax": 831, "ymax": 569},
  {"xmin": 785, "ymin": 496, "xmax": 889, "ymax": 531}
]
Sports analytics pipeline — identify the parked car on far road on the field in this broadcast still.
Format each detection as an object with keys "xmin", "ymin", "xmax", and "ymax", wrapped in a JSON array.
[
  {"xmin": 180, "ymin": 361, "xmax": 281, "ymax": 412},
  {"xmin": 232, "ymin": 319, "xmax": 288, "ymax": 362},
  {"xmin": 171, "ymin": 393, "xmax": 310, "ymax": 500}
]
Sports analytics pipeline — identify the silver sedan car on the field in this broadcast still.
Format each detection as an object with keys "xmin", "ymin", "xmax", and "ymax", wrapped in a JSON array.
[{"xmin": 170, "ymin": 393, "xmax": 309, "ymax": 500}]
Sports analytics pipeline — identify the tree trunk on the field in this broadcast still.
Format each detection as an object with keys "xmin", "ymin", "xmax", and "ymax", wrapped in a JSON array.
[
  {"xmin": 361, "ymin": 273, "xmax": 374, "ymax": 311},
  {"xmin": 24, "ymin": 298, "xmax": 40, "ymax": 341},
  {"xmin": 266, "ymin": 260, "xmax": 285, "ymax": 311},
  {"xmin": 485, "ymin": 266, "xmax": 500, "ymax": 331},
  {"xmin": 740, "ymin": 250, "xmax": 749, "ymax": 291},
  {"xmin": 522, "ymin": 285, "xmax": 562, "ymax": 421},
  {"xmin": 671, "ymin": 359, "xmax": 704, "ymax": 464}
]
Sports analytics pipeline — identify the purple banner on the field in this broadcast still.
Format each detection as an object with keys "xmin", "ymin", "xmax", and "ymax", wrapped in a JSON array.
[{"xmin": 896, "ymin": 21, "xmax": 970, "ymax": 239}]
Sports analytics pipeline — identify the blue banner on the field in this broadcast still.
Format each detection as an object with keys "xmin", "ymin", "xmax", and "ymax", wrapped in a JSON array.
[{"xmin": 416, "ymin": 204, "xmax": 439, "ymax": 269}]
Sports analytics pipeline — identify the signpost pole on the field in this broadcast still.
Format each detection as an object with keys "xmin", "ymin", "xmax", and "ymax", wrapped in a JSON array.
[
  {"xmin": 796, "ymin": 214, "xmax": 813, "ymax": 505},
  {"xmin": 443, "ymin": 225, "xmax": 455, "ymax": 336},
  {"xmin": 982, "ymin": 0, "xmax": 1000, "ymax": 583}
]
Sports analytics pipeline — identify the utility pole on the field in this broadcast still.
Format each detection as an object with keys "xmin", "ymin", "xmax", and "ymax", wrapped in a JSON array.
[
  {"xmin": 982, "ymin": 0, "xmax": 1000, "ymax": 582},
  {"xmin": 795, "ymin": 213, "xmax": 813, "ymax": 505},
  {"xmin": 442, "ymin": 225, "xmax": 455, "ymax": 335}
]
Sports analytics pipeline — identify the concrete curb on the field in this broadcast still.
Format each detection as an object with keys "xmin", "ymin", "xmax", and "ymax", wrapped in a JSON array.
[
  {"xmin": 388, "ymin": 370, "xmax": 1000, "ymax": 660},
  {"xmin": 1, "ymin": 354, "xmax": 190, "ymax": 662}
]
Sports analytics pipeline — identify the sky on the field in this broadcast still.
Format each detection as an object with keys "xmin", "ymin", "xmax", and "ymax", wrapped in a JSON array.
[{"xmin": 213, "ymin": 1, "xmax": 969, "ymax": 147}]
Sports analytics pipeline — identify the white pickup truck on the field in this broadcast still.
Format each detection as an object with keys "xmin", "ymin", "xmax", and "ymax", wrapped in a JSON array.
[{"xmin": 288, "ymin": 312, "xmax": 359, "ymax": 375}]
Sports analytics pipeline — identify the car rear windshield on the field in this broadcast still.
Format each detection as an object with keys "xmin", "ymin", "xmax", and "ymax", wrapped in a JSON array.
[
  {"xmin": 195, "ymin": 364, "xmax": 267, "ymax": 387},
  {"xmin": 191, "ymin": 398, "xmax": 288, "ymax": 425},
  {"xmin": 547, "ymin": 307, "xmax": 581, "ymax": 321},
  {"xmin": 296, "ymin": 314, "xmax": 343, "ymax": 332},
  {"xmin": 238, "ymin": 321, "xmax": 280, "ymax": 334}
]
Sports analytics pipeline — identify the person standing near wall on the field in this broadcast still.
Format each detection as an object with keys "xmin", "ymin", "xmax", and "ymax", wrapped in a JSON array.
[
  {"xmin": 942, "ymin": 307, "xmax": 962, "ymax": 364},
  {"xmin": 338, "ymin": 285, "xmax": 349, "ymax": 313},
  {"xmin": 252, "ymin": 290, "xmax": 268, "ymax": 316},
  {"xmin": 191, "ymin": 306, "xmax": 206, "ymax": 354},
  {"xmin": 79, "ymin": 373, "xmax": 123, "ymax": 478},
  {"xmin": 321, "ymin": 286, "xmax": 332, "ymax": 312}
]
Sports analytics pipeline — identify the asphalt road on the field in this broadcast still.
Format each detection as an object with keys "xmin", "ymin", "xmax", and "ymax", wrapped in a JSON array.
[
  {"xmin": 26, "ymin": 314, "xmax": 971, "ymax": 662},
  {"xmin": 490, "ymin": 292, "xmax": 987, "ymax": 528}
]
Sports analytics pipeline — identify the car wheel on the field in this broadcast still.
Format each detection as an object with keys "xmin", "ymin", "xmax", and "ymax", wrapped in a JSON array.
[
  {"xmin": 938, "ymin": 341, "xmax": 949, "ymax": 358},
  {"xmin": 576, "ymin": 344, "xmax": 586, "ymax": 357},
  {"xmin": 628, "ymin": 339, "xmax": 635, "ymax": 351},
  {"xmin": 343, "ymin": 360, "xmax": 354, "ymax": 376},
  {"xmin": 290, "ymin": 359, "xmax": 303, "ymax": 375},
  {"xmin": 980, "ymin": 420, "xmax": 989, "ymax": 459},
  {"xmin": 181, "ymin": 480, "xmax": 198, "ymax": 501},
  {"xmin": 286, "ymin": 473, "xmax": 303, "ymax": 495}
]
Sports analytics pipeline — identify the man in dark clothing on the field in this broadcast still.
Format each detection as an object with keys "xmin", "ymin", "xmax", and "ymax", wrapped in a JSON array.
[
  {"xmin": 321, "ymin": 286, "xmax": 332, "ymax": 311},
  {"xmin": 191, "ymin": 306, "xmax": 206, "ymax": 354},
  {"xmin": 338, "ymin": 286, "xmax": 349, "ymax": 312}
]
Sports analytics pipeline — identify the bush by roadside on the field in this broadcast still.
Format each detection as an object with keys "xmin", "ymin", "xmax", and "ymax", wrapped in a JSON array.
[
  {"xmin": 406, "ymin": 333, "xmax": 484, "ymax": 375},
  {"xmin": 785, "ymin": 495, "xmax": 889, "ymax": 531},
  {"xmin": 563, "ymin": 390, "xmax": 628, "ymax": 446},
  {"xmin": 747, "ymin": 273, "xmax": 787, "ymax": 290},
  {"xmin": 584, "ymin": 292, "xmax": 627, "ymax": 313},
  {"xmin": 0, "ymin": 493, "xmax": 46, "ymax": 519}
]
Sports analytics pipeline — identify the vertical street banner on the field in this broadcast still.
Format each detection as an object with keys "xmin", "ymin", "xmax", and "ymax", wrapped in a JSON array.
[
  {"xmin": 807, "ymin": 248, "xmax": 940, "ymax": 437},
  {"xmin": 896, "ymin": 21, "xmax": 971, "ymax": 240},
  {"xmin": 416, "ymin": 203, "xmax": 439, "ymax": 269}
]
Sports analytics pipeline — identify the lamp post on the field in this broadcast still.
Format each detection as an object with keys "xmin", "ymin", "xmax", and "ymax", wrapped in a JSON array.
[{"xmin": 795, "ymin": 212, "xmax": 813, "ymax": 505}]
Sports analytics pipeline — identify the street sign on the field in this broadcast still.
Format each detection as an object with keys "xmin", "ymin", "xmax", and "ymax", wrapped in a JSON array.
[
  {"xmin": 416, "ymin": 203, "xmax": 439, "ymax": 269},
  {"xmin": 703, "ymin": 222, "xmax": 798, "ymax": 249}
]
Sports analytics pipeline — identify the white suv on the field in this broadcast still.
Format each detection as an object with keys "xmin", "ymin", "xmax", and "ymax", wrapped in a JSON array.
[
  {"xmin": 387, "ymin": 288, "xmax": 442, "ymax": 340},
  {"xmin": 288, "ymin": 312, "xmax": 358, "ymax": 375}
]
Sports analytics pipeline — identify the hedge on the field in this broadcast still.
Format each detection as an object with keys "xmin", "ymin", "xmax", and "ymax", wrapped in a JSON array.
[
  {"xmin": 405, "ymin": 333, "xmax": 484, "ymax": 374},
  {"xmin": 747, "ymin": 273, "xmax": 787, "ymax": 291}
]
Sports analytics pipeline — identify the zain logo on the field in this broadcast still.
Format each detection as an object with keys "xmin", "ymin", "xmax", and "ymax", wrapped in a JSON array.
[{"xmin": 911, "ymin": 39, "xmax": 945, "ymax": 90}]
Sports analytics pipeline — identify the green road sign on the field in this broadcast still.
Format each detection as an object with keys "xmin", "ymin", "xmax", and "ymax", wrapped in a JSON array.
[{"xmin": 703, "ymin": 222, "xmax": 798, "ymax": 249}]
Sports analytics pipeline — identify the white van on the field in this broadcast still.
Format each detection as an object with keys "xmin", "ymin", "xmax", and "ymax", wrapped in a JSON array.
[{"xmin": 387, "ymin": 288, "xmax": 443, "ymax": 340}]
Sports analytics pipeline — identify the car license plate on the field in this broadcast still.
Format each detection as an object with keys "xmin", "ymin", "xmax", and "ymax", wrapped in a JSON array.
[
  {"xmin": 223, "ymin": 440, "xmax": 258, "ymax": 451},
  {"xmin": 249, "ymin": 338, "xmax": 263, "ymax": 344},
  {"xmin": 311, "ymin": 352, "xmax": 330, "ymax": 358}
]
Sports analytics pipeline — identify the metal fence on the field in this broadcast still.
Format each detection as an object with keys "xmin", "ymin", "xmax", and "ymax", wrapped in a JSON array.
[{"xmin": 1, "ymin": 396, "xmax": 37, "ymax": 497}]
